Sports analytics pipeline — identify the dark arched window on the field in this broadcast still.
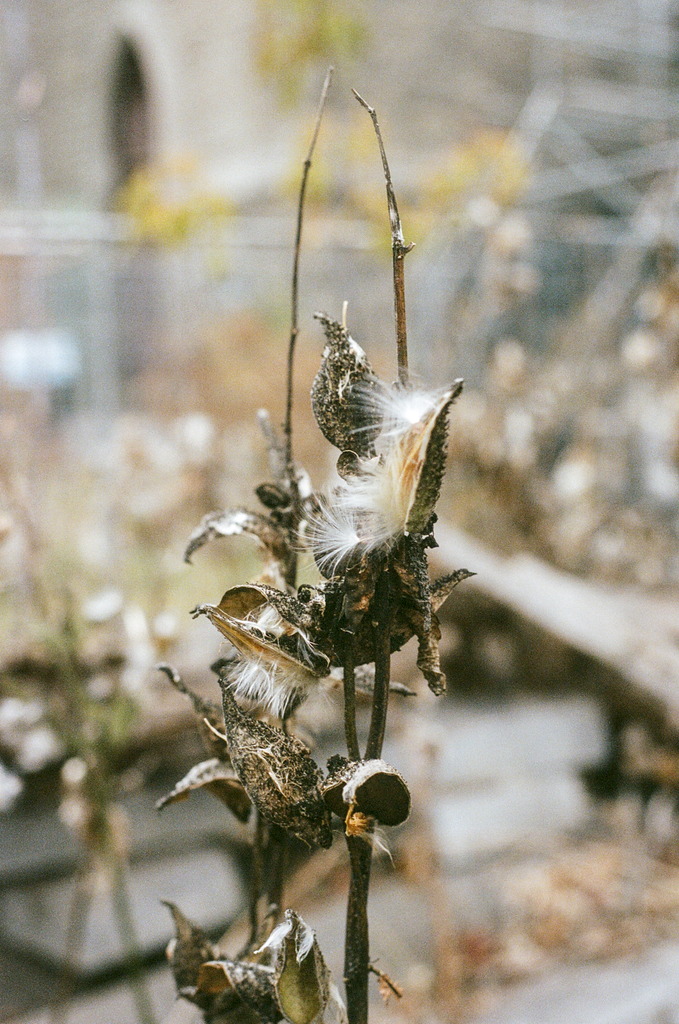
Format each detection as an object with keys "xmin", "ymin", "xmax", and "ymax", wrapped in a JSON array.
[{"xmin": 110, "ymin": 39, "xmax": 151, "ymax": 190}]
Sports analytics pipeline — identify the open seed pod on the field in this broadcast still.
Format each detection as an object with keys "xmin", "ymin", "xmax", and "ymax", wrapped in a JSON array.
[
  {"xmin": 163, "ymin": 901, "xmax": 217, "ymax": 992},
  {"xmin": 322, "ymin": 757, "xmax": 411, "ymax": 828},
  {"xmin": 194, "ymin": 587, "xmax": 329, "ymax": 718},
  {"xmin": 257, "ymin": 909, "xmax": 345, "ymax": 1024},
  {"xmin": 394, "ymin": 380, "xmax": 463, "ymax": 536},
  {"xmin": 219, "ymin": 684, "xmax": 333, "ymax": 848},
  {"xmin": 196, "ymin": 959, "xmax": 280, "ymax": 1024},
  {"xmin": 156, "ymin": 758, "xmax": 251, "ymax": 821},
  {"xmin": 311, "ymin": 313, "xmax": 380, "ymax": 457}
]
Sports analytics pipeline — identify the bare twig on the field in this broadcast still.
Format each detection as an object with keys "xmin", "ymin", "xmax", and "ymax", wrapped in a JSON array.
[
  {"xmin": 368, "ymin": 963, "xmax": 403, "ymax": 1003},
  {"xmin": 284, "ymin": 67, "xmax": 334, "ymax": 473},
  {"xmin": 352, "ymin": 89, "xmax": 413, "ymax": 385}
]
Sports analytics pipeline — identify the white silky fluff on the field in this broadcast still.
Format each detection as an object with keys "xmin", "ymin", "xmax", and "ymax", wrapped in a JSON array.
[{"xmin": 226, "ymin": 606, "xmax": 319, "ymax": 718}]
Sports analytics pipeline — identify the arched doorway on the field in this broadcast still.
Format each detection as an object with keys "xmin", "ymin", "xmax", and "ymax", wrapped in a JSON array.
[{"xmin": 110, "ymin": 38, "xmax": 151, "ymax": 190}]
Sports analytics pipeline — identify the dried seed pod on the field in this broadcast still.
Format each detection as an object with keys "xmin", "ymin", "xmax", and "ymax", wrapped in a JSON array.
[
  {"xmin": 163, "ymin": 901, "xmax": 217, "ymax": 991},
  {"xmin": 257, "ymin": 909, "xmax": 345, "ymax": 1024},
  {"xmin": 219, "ymin": 683, "xmax": 333, "ymax": 849},
  {"xmin": 311, "ymin": 313, "xmax": 380, "ymax": 456},
  {"xmin": 196, "ymin": 959, "xmax": 280, "ymax": 1024},
  {"xmin": 195, "ymin": 590, "xmax": 328, "ymax": 718},
  {"xmin": 404, "ymin": 380, "xmax": 462, "ymax": 535},
  {"xmin": 322, "ymin": 757, "xmax": 411, "ymax": 827},
  {"xmin": 184, "ymin": 507, "xmax": 294, "ymax": 581},
  {"xmin": 156, "ymin": 758, "xmax": 251, "ymax": 822}
]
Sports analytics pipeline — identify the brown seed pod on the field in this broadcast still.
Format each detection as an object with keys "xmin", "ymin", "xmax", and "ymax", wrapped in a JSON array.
[
  {"xmin": 196, "ymin": 959, "xmax": 280, "ymax": 1024},
  {"xmin": 398, "ymin": 380, "xmax": 463, "ymax": 536},
  {"xmin": 156, "ymin": 758, "xmax": 251, "ymax": 822},
  {"xmin": 163, "ymin": 901, "xmax": 217, "ymax": 992},
  {"xmin": 219, "ymin": 683, "xmax": 333, "ymax": 849},
  {"xmin": 194, "ymin": 589, "xmax": 329, "ymax": 718},
  {"xmin": 311, "ymin": 313, "xmax": 380, "ymax": 456},
  {"xmin": 322, "ymin": 757, "xmax": 411, "ymax": 828}
]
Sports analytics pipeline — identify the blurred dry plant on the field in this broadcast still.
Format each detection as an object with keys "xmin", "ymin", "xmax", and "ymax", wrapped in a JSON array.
[
  {"xmin": 282, "ymin": 121, "xmax": 530, "ymax": 253},
  {"xmin": 446, "ymin": 240, "xmax": 679, "ymax": 587},
  {"xmin": 158, "ymin": 74, "xmax": 471, "ymax": 1024}
]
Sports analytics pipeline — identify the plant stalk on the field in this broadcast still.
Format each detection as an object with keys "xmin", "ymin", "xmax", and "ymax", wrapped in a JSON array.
[
  {"xmin": 343, "ymin": 634, "xmax": 360, "ymax": 761},
  {"xmin": 344, "ymin": 834, "xmax": 372, "ymax": 1024}
]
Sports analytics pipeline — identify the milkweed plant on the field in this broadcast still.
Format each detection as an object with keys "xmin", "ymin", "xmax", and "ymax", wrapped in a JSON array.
[{"xmin": 158, "ymin": 73, "xmax": 471, "ymax": 1024}]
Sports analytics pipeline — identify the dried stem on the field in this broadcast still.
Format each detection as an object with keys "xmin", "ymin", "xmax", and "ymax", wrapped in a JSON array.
[
  {"xmin": 352, "ymin": 89, "xmax": 413, "ymax": 386},
  {"xmin": 248, "ymin": 810, "xmax": 266, "ymax": 946},
  {"xmin": 344, "ymin": 834, "xmax": 372, "ymax": 1024},
  {"xmin": 365, "ymin": 568, "xmax": 392, "ymax": 760},
  {"xmin": 343, "ymin": 634, "xmax": 360, "ymax": 761},
  {"xmin": 284, "ymin": 67, "xmax": 333, "ymax": 474}
]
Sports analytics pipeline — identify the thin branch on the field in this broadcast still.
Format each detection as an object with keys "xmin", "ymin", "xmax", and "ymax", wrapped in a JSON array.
[
  {"xmin": 368, "ymin": 964, "xmax": 403, "ymax": 1002},
  {"xmin": 352, "ymin": 89, "xmax": 413, "ymax": 385},
  {"xmin": 284, "ymin": 66, "xmax": 334, "ymax": 473}
]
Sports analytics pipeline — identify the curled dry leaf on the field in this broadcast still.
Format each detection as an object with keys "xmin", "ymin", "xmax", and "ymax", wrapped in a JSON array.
[
  {"xmin": 322, "ymin": 757, "xmax": 411, "ymax": 827},
  {"xmin": 431, "ymin": 569, "xmax": 476, "ymax": 611},
  {"xmin": 311, "ymin": 313, "xmax": 380, "ymax": 457},
  {"xmin": 219, "ymin": 683, "xmax": 333, "ymax": 849},
  {"xmin": 184, "ymin": 507, "xmax": 294, "ymax": 581},
  {"xmin": 156, "ymin": 758, "xmax": 251, "ymax": 822},
  {"xmin": 163, "ymin": 901, "xmax": 217, "ymax": 992},
  {"xmin": 197, "ymin": 959, "xmax": 280, "ymax": 1024}
]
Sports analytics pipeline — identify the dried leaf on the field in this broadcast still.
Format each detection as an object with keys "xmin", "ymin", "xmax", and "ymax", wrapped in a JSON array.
[
  {"xmin": 197, "ymin": 959, "xmax": 280, "ymax": 1024},
  {"xmin": 219, "ymin": 683, "xmax": 333, "ymax": 848},
  {"xmin": 184, "ymin": 507, "xmax": 293, "ymax": 580},
  {"xmin": 259, "ymin": 910, "xmax": 332, "ymax": 1024},
  {"xmin": 156, "ymin": 758, "xmax": 251, "ymax": 821},
  {"xmin": 311, "ymin": 313, "xmax": 379, "ymax": 456},
  {"xmin": 163, "ymin": 901, "xmax": 216, "ymax": 991}
]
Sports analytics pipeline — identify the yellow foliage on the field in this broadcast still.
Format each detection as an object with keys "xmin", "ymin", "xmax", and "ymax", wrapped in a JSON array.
[
  {"xmin": 254, "ymin": 0, "xmax": 367, "ymax": 106},
  {"xmin": 424, "ymin": 132, "xmax": 530, "ymax": 211},
  {"xmin": 116, "ymin": 156, "xmax": 233, "ymax": 247}
]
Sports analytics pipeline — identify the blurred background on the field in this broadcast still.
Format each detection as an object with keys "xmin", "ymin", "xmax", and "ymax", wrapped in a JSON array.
[{"xmin": 4, "ymin": 1, "xmax": 679, "ymax": 1022}]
